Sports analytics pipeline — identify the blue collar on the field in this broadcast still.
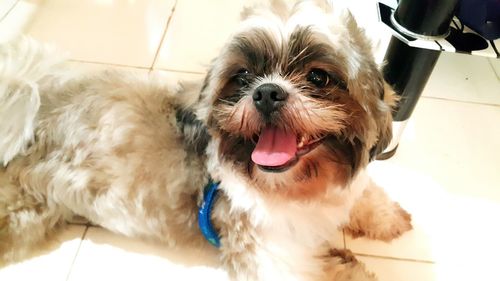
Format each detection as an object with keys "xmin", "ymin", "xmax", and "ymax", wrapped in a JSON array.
[{"xmin": 198, "ymin": 180, "xmax": 221, "ymax": 248}]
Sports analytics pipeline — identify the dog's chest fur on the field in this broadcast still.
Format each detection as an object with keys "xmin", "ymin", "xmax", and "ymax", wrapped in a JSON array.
[{"xmin": 206, "ymin": 139, "xmax": 369, "ymax": 280}]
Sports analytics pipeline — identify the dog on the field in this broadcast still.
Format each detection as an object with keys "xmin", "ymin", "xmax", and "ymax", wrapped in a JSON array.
[{"xmin": 0, "ymin": 1, "xmax": 412, "ymax": 280}]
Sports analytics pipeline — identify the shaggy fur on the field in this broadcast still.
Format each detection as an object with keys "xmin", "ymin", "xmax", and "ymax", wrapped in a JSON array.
[{"xmin": 0, "ymin": 1, "xmax": 411, "ymax": 280}]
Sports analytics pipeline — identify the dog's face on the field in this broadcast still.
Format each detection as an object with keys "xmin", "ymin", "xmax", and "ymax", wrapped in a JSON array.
[{"xmin": 198, "ymin": 0, "xmax": 395, "ymax": 200}]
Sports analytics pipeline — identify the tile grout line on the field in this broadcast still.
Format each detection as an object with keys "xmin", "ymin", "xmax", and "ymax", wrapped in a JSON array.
[
  {"xmin": 69, "ymin": 59, "xmax": 206, "ymax": 76},
  {"xmin": 155, "ymin": 67, "xmax": 206, "ymax": 75},
  {"xmin": 149, "ymin": 0, "xmax": 179, "ymax": 72},
  {"xmin": 0, "ymin": 0, "xmax": 21, "ymax": 22},
  {"xmin": 68, "ymin": 59, "xmax": 150, "ymax": 70},
  {"xmin": 487, "ymin": 58, "xmax": 500, "ymax": 81},
  {"xmin": 353, "ymin": 252, "xmax": 435, "ymax": 264},
  {"xmin": 64, "ymin": 225, "xmax": 90, "ymax": 281},
  {"xmin": 421, "ymin": 95, "xmax": 500, "ymax": 108}
]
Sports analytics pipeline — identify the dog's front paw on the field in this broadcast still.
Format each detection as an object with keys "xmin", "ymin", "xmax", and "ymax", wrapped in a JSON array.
[
  {"xmin": 387, "ymin": 203, "xmax": 413, "ymax": 239},
  {"xmin": 345, "ymin": 183, "xmax": 413, "ymax": 242},
  {"xmin": 328, "ymin": 249, "xmax": 377, "ymax": 281},
  {"xmin": 345, "ymin": 202, "xmax": 412, "ymax": 241}
]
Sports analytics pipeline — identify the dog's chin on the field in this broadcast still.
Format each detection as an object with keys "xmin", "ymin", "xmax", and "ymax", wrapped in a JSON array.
[{"xmin": 254, "ymin": 136, "xmax": 325, "ymax": 173}]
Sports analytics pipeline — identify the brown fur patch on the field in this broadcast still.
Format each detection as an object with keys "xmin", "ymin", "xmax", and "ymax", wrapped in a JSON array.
[{"xmin": 283, "ymin": 158, "xmax": 348, "ymax": 200}]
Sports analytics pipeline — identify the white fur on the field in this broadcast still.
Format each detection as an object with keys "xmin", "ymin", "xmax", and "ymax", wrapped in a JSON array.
[
  {"xmin": 226, "ymin": 169, "xmax": 368, "ymax": 281},
  {"xmin": 0, "ymin": 37, "xmax": 70, "ymax": 165},
  {"xmin": 207, "ymin": 133, "xmax": 370, "ymax": 280},
  {"xmin": 255, "ymin": 72, "xmax": 298, "ymax": 97}
]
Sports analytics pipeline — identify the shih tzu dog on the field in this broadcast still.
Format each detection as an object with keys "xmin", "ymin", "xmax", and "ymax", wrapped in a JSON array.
[{"xmin": 0, "ymin": 0, "xmax": 412, "ymax": 280}]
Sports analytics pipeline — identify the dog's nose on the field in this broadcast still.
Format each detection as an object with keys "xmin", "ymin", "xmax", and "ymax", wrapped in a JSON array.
[{"xmin": 252, "ymin": 83, "xmax": 288, "ymax": 115}]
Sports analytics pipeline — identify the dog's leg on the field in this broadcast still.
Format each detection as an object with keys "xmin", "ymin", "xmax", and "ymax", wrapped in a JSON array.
[
  {"xmin": 219, "ymin": 217, "xmax": 333, "ymax": 281},
  {"xmin": 343, "ymin": 183, "xmax": 412, "ymax": 241},
  {"xmin": 215, "ymin": 201, "xmax": 259, "ymax": 281},
  {"xmin": 328, "ymin": 249, "xmax": 378, "ymax": 281},
  {"xmin": 221, "ymin": 240, "xmax": 258, "ymax": 281},
  {"xmin": 0, "ymin": 175, "xmax": 66, "ymax": 265}
]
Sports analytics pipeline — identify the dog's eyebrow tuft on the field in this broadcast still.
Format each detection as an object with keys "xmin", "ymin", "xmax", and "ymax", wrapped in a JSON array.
[
  {"xmin": 286, "ymin": 26, "xmax": 340, "ymax": 73},
  {"xmin": 230, "ymin": 29, "xmax": 281, "ymax": 75}
]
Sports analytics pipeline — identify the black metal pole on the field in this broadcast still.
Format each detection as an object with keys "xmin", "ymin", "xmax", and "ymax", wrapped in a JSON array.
[
  {"xmin": 378, "ymin": 0, "xmax": 458, "ymax": 159},
  {"xmin": 384, "ymin": 38, "xmax": 441, "ymax": 122}
]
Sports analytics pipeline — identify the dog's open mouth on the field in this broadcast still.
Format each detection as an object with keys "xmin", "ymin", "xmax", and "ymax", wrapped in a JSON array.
[{"xmin": 251, "ymin": 126, "xmax": 324, "ymax": 173}]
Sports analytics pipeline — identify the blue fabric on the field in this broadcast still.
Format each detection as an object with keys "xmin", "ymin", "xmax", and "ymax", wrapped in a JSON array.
[
  {"xmin": 198, "ymin": 180, "xmax": 221, "ymax": 248},
  {"xmin": 458, "ymin": 0, "xmax": 500, "ymax": 40}
]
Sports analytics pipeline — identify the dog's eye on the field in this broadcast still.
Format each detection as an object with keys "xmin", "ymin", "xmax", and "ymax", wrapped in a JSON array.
[
  {"xmin": 234, "ymin": 69, "xmax": 251, "ymax": 87},
  {"xmin": 307, "ymin": 69, "xmax": 330, "ymax": 88},
  {"xmin": 307, "ymin": 69, "xmax": 347, "ymax": 90}
]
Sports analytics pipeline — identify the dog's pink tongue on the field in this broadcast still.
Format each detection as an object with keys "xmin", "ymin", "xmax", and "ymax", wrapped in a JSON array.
[{"xmin": 251, "ymin": 127, "xmax": 297, "ymax": 166}]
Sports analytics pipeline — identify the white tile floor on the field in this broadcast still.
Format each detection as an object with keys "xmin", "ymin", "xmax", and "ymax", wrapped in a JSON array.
[{"xmin": 1, "ymin": 1, "xmax": 499, "ymax": 281}]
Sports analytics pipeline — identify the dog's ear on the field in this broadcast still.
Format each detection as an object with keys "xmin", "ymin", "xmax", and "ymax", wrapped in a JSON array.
[
  {"xmin": 333, "ymin": 11, "xmax": 397, "ymax": 161},
  {"xmin": 369, "ymin": 82, "xmax": 397, "ymax": 160}
]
